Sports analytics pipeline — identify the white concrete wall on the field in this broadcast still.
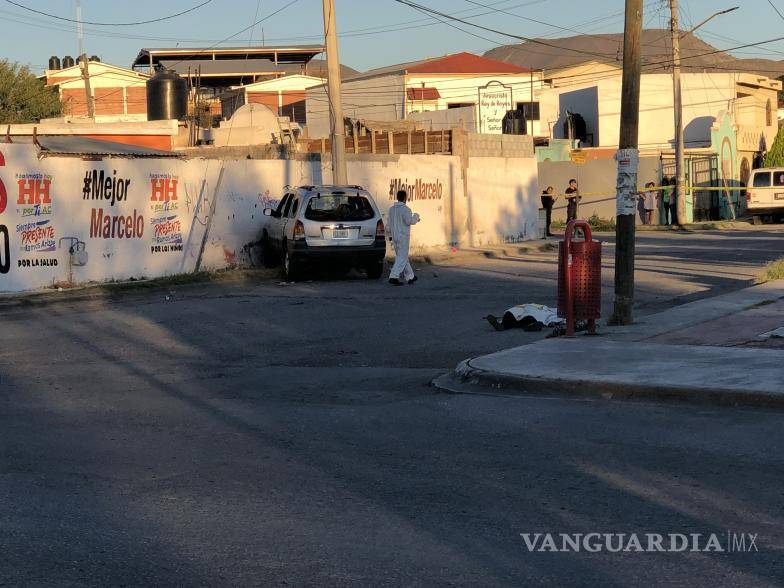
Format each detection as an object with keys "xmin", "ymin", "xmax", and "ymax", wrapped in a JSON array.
[
  {"xmin": 466, "ymin": 157, "xmax": 539, "ymax": 245},
  {"xmin": 0, "ymin": 145, "xmax": 539, "ymax": 292}
]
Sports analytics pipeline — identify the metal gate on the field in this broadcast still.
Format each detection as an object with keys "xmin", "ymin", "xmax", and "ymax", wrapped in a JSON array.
[
  {"xmin": 660, "ymin": 154, "xmax": 719, "ymax": 222},
  {"xmin": 691, "ymin": 156, "xmax": 719, "ymax": 221}
]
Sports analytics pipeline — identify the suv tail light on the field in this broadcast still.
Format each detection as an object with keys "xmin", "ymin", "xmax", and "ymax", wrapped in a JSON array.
[
  {"xmin": 293, "ymin": 220, "xmax": 306, "ymax": 241},
  {"xmin": 376, "ymin": 219, "xmax": 385, "ymax": 238},
  {"xmin": 746, "ymin": 191, "xmax": 751, "ymax": 203}
]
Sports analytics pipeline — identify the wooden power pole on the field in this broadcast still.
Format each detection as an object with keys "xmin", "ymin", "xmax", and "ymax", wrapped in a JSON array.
[
  {"xmin": 669, "ymin": 0, "xmax": 686, "ymax": 225},
  {"xmin": 79, "ymin": 54, "xmax": 95, "ymax": 119},
  {"xmin": 322, "ymin": 0, "xmax": 347, "ymax": 184},
  {"xmin": 609, "ymin": 0, "xmax": 643, "ymax": 326}
]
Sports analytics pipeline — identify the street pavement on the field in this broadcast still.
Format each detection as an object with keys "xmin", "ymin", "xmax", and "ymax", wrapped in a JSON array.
[
  {"xmin": 1, "ymin": 228, "xmax": 783, "ymax": 586},
  {"xmin": 440, "ymin": 279, "xmax": 784, "ymax": 407}
]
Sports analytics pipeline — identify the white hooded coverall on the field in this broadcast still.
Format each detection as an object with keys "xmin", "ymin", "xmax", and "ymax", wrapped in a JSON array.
[{"xmin": 387, "ymin": 201, "xmax": 420, "ymax": 281}]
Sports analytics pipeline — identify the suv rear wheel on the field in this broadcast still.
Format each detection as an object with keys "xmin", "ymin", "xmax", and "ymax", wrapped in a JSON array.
[
  {"xmin": 260, "ymin": 232, "xmax": 278, "ymax": 268},
  {"xmin": 282, "ymin": 245, "xmax": 302, "ymax": 281}
]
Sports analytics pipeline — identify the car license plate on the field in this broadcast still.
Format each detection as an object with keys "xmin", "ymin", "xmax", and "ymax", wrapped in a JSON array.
[
  {"xmin": 333, "ymin": 228, "xmax": 349, "ymax": 239},
  {"xmin": 776, "ymin": 193, "xmax": 784, "ymax": 200}
]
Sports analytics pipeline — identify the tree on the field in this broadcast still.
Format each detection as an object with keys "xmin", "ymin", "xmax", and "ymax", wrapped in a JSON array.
[
  {"xmin": 764, "ymin": 124, "xmax": 784, "ymax": 168},
  {"xmin": 0, "ymin": 60, "xmax": 62, "ymax": 123}
]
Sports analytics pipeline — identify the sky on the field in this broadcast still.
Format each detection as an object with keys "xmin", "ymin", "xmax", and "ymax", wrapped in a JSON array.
[{"xmin": 3, "ymin": 0, "xmax": 784, "ymax": 74}]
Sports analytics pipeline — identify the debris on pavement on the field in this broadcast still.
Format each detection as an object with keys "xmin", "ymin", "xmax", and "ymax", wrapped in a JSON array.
[{"xmin": 485, "ymin": 303, "xmax": 563, "ymax": 332}]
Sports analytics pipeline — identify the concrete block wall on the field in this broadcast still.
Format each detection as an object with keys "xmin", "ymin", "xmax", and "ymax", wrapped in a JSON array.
[{"xmin": 467, "ymin": 133, "xmax": 534, "ymax": 158}]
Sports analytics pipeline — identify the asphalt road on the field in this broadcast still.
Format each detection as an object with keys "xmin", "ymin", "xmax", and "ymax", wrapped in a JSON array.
[{"xmin": 1, "ymin": 228, "xmax": 783, "ymax": 586}]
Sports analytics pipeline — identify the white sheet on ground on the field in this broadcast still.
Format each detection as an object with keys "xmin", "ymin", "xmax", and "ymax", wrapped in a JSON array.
[{"xmin": 505, "ymin": 304, "xmax": 563, "ymax": 326}]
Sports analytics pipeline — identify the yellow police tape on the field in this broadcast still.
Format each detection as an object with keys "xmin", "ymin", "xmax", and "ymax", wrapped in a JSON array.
[{"xmin": 547, "ymin": 184, "xmax": 763, "ymax": 198}]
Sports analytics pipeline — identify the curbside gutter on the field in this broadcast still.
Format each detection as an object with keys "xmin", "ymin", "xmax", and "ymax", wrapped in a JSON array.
[{"xmin": 432, "ymin": 356, "xmax": 784, "ymax": 409}]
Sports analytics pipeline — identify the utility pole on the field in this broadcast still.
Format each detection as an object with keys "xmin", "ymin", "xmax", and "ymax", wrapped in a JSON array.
[
  {"xmin": 80, "ymin": 54, "xmax": 95, "ymax": 119},
  {"xmin": 322, "ymin": 0, "xmax": 347, "ymax": 184},
  {"xmin": 670, "ymin": 0, "xmax": 686, "ymax": 225},
  {"xmin": 609, "ymin": 0, "xmax": 643, "ymax": 326}
]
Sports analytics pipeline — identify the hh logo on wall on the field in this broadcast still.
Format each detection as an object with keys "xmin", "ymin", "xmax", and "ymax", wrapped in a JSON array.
[
  {"xmin": 16, "ymin": 173, "xmax": 53, "ymax": 217},
  {"xmin": 150, "ymin": 215, "xmax": 183, "ymax": 254},
  {"xmin": 15, "ymin": 172, "xmax": 58, "ymax": 261},
  {"xmin": 389, "ymin": 178, "xmax": 443, "ymax": 201},
  {"xmin": 83, "ymin": 169, "xmax": 144, "ymax": 239},
  {"xmin": 150, "ymin": 173, "xmax": 179, "ymax": 212}
]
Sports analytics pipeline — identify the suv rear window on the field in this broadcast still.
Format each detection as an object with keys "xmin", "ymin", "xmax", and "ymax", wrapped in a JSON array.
[
  {"xmin": 753, "ymin": 172, "xmax": 771, "ymax": 187},
  {"xmin": 305, "ymin": 194, "xmax": 375, "ymax": 222}
]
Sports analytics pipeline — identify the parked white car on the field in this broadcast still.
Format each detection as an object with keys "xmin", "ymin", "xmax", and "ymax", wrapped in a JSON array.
[{"xmin": 747, "ymin": 167, "xmax": 784, "ymax": 223}]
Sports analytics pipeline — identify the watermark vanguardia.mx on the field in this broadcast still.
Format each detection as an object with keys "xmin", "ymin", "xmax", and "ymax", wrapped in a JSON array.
[{"xmin": 520, "ymin": 532, "xmax": 758, "ymax": 553}]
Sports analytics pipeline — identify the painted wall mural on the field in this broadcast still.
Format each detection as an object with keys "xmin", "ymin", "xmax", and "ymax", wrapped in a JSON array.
[{"xmin": 0, "ymin": 145, "xmax": 539, "ymax": 293}]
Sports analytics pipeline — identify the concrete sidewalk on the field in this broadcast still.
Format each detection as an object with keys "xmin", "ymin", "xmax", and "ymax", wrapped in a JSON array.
[{"xmin": 435, "ymin": 279, "xmax": 784, "ymax": 408}]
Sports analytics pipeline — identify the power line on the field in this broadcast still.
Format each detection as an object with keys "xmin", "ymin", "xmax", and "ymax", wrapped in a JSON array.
[
  {"xmin": 461, "ymin": 0, "xmax": 613, "ymax": 38},
  {"xmin": 3, "ymin": 0, "xmax": 213, "ymax": 26},
  {"xmin": 249, "ymin": 0, "xmax": 263, "ymax": 45},
  {"xmin": 767, "ymin": 0, "xmax": 784, "ymax": 21},
  {"xmin": 53, "ymin": 0, "xmax": 303, "ymax": 112},
  {"xmin": 391, "ymin": 0, "xmax": 615, "ymax": 59}
]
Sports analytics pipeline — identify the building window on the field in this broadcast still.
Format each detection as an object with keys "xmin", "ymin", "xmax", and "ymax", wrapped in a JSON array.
[
  {"xmin": 766, "ymin": 98, "xmax": 773, "ymax": 127},
  {"xmin": 516, "ymin": 101, "xmax": 540, "ymax": 121},
  {"xmin": 448, "ymin": 102, "xmax": 474, "ymax": 109}
]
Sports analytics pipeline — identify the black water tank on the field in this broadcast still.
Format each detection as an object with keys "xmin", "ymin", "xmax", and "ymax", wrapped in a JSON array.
[
  {"xmin": 62, "ymin": 55, "xmax": 75, "ymax": 68},
  {"xmin": 502, "ymin": 109, "xmax": 527, "ymax": 135},
  {"xmin": 48, "ymin": 55, "xmax": 61, "ymax": 71},
  {"xmin": 146, "ymin": 69, "xmax": 188, "ymax": 121},
  {"xmin": 563, "ymin": 111, "xmax": 587, "ymax": 144},
  {"xmin": 90, "ymin": 55, "xmax": 100, "ymax": 63}
]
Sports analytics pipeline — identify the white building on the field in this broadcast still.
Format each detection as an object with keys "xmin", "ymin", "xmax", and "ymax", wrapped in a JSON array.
[
  {"xmin": 221, "ymin": 74, "xmax": 325, "ymax": 124},
  {"xmin": 538, "ymin": 61, "xmax": 781, "ymax": 152},
  {"xmin": 306, "ymin": 52, "xmax": 545, "ymax": 137}
]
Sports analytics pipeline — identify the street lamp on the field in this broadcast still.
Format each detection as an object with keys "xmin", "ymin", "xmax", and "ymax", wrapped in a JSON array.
[{"xmin": 681, "ymin": 7, "xmax": 739, "ymax": 39}]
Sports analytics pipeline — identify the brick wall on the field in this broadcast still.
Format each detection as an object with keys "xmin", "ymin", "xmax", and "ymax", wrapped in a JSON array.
[
  {"xmin": 126, "ymin": 87, "xmax": 147, "ymax": 115},
  {"xmin": 94, "ymin": 88, "xmax": 124, "ymax": 115},
  {"xmin": 61, "ymin": 86, "xmax": 148, "ymax": 116}
]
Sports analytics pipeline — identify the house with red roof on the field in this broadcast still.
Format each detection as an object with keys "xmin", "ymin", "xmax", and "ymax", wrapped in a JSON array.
[{"xmin": 306, "ymin": 52, "xmax": 544, "ymax": 138}]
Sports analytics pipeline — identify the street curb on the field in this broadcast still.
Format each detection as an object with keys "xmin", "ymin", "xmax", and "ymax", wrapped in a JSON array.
[
  {"xmin": 431, "ymin": 358, "xmax": 784, "ymax": 409},
  {"xmin": 408, "ymin": 242, "xmax": 559, "ymax": 265},
  {"xmin": 0, "ymin": 269, "xmax": 278, "ymax": 310}
]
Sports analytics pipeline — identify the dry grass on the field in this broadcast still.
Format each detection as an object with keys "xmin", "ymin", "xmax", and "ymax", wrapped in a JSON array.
[{"xmin": 756, "ymin": 257, "xmax": 784, "ymax": 284}]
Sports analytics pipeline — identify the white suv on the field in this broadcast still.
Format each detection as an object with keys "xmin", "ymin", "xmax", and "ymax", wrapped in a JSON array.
[
  {"xmin": 747, "ymin": 168, "xmax": 784, "ymax": 223},
  {"xmin": 262, "ymin": 185, "xmax": 387, "ymax": 280}
]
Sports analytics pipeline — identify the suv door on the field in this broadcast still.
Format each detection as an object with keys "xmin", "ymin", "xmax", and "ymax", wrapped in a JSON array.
[
  {"xmin": 283, "ymin": 194, "xmax": 300, "ymax": 242},
  {"xmin": 268, "ymin": 194, "xmax": 292, "ymax": 250}
]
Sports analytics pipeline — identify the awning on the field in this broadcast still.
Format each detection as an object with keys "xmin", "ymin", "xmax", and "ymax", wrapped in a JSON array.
[
  {"xmin": 407, "ymin": 87, "xmax": 441, "ymax": 101},
  {"xmin": 35, "ymin": 137, "xmax": 182, "ymax": 158}
]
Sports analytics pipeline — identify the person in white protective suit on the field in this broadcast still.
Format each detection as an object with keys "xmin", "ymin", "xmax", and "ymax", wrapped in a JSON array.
[{"xmin": 387, "ymin": 189, "xmax": 421, "ymax": 285}]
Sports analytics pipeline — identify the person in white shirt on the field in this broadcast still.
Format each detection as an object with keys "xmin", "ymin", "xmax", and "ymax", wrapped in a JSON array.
[{"xmin": 387, "ymin": 189, "xmax": 420, "ymax": 285}]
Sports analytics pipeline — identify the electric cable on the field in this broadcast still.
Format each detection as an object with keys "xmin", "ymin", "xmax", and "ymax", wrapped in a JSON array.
[{"xmin": 3, "ymin": 0, "xmax": 213, "ymax": 26}]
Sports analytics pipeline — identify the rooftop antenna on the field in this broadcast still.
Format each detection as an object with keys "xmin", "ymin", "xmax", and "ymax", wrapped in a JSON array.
[{"xmin": 76, "ymin": 0, "xmax": 84, "ymax": 57}]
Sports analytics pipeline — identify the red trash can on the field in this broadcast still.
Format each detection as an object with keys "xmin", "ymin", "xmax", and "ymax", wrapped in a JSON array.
[{"xmin": 557, "ymin": 220, "xmax": 602, "ymax": 336}]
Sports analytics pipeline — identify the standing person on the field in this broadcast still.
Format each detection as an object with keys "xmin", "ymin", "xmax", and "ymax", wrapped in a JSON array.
[
  {"xmin": 387, "ymin": 189, "xmax": 420, "ymax": 286},
  {"xmin": 540, "ymin": 186, "xmax": 556, "ymax": 237},
  {"xmin": 565, "ymin": 179, "xmax": 580, "ymax": 223},
  {"xmin": 641, "ymin": 181, "xmax": 656, "ymax": 225},
  {"xmin": 661, "ymin": 176, "xmax": 673, "ymax": 225}
]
